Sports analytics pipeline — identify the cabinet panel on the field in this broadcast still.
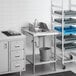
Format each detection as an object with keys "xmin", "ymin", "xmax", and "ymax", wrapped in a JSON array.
[
  {"xmin": 11, "ymin": 60, "xmax": 25, "ymax": 71},
  {"xmin": 11, "ymin": 50, "xmax": 24, "ymax": 61},
  {"xmin": 11, "ymin": 40, "xmax": 24, "ymax": 50},
  {"xmin": 0, "ymin": 41, "xmax": 8, "ymax": 73}
]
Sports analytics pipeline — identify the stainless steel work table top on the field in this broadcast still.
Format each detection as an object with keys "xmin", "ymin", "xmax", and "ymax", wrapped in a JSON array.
[{"xmin": 22, "ymin": 29, "xmax": 58, "ymax": 37}]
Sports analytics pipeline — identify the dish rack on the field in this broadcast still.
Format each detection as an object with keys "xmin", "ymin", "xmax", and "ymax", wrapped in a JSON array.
[
  {"xmin": 55, "ymin": 26, "xmax": 76, "ymax": 35},
  {"xmin": 51, "ymin": 0, "xmax": 76, "ymax": 69}
]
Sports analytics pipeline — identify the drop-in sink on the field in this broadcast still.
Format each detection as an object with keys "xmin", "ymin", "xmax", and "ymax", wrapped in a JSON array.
[{"xmin": 2, "ymin": 31, "xmax": 21, "ymax": 36}]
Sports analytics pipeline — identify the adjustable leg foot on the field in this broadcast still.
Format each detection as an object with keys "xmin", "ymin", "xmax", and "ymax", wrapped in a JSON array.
[
  {"xmin": 70, "ymin": 55, "xmax": 73, "ymax": 60},
  {"xmin": 62, "ymin": 65, "xmax": 66, "ymax": 69}
]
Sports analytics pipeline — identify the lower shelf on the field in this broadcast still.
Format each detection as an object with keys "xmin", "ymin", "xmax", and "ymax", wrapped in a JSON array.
[
  {"xmin": 26, "ymin": 54, "xmax": 56, "ymax": 65},
  {"xmin": 57, "ymin": 52, "xmax": 76, "ymax": 63},
  {"xmin": 63, "ymin": 59, "xmax": 76, "ymax": 64}
]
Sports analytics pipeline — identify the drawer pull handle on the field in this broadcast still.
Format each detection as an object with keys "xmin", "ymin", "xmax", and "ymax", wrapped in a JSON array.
[
  {"xmin": 15, "ymin": 46, "xmax": 20, "ymax": 48},
  {"xmin": 4, "ymin": 44, "xmax": 7, "ymax": 49},
  {"xmin": 15, "ymin": 65, "xmax": 20, "ymax": 67},
  {"xmin": 15, "ymin": 56, "xmax": 20, "ymax": 57}
]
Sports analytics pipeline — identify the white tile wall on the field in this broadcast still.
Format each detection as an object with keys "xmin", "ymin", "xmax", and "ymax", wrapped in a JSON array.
[
  {"xmin": 0, "ymin": 0, "xmax": 51, "ymax": 31},
  {"xmin": 0, "ymin": 0, "xmax": 75, "ymax": 31}
]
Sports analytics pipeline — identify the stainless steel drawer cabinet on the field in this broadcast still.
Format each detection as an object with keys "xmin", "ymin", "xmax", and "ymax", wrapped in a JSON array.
[
  {"xmin": 0, "ymin": 32, "xmax": 26, "ymax": 76},
  {"xmin": 10, "ymin": 39, "xmax": 26, "ymax": 73}
]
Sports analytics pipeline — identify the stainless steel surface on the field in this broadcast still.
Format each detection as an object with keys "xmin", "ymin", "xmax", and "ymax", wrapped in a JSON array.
[{"xmin": 22, "ymin": 29, "xmax": 58, "ymax": 74}]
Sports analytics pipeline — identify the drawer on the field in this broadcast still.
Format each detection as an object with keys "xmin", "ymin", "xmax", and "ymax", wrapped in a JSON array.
[
  {"xmin": 11, "ymin": 50, "xmax": 24, "ymax": 61},
  {"xmin": 11, "ymin": 40, "xmax": 24, "ymax": 50},
  {"xmin": 11, "ymin": 60, "xmax": 25, "ymax": 71}
]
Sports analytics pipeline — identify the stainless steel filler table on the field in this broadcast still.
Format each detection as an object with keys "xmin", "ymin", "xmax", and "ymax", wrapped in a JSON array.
[{"xmin": 22, "ymin": 29, "xmax": 58, "ymax": 74}]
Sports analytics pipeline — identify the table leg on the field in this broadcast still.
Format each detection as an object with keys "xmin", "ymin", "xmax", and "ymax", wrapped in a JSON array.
[
  {"xmin": 20, "ymin": 71, "xmax": 22, "ymax": 76},
  {"xmin": 32, "ymin": 36, "xmax": 35, "ymax": 74},
  {"xmin": 54, "ymin": 35, "xmax": 56, "ymax": 71},
  {"xmin": 43, "ymin": 36, "xmax": 45, "ymax": 47}
]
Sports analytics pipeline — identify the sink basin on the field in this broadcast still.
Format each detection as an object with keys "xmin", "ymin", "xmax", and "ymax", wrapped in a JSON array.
[{"xmin": 2, "ymin": 31, "xmax": 21, "ymax": 36}]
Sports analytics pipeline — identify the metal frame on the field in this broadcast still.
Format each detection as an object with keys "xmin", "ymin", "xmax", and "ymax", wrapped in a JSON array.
[
  {"xmin": 32, "ymin": 34, "xmax": 57, "ymax": 74},
  {"xmin": 24, "ymin": 30, "xmax": 58, "ymax": 74},
  {"xmin": 51, "ymin": 0, "xmax": 76, "ymax": 69},
  {"xmin": 61, "ymin": 0, "xmax": 65, "ymax": 68}
]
